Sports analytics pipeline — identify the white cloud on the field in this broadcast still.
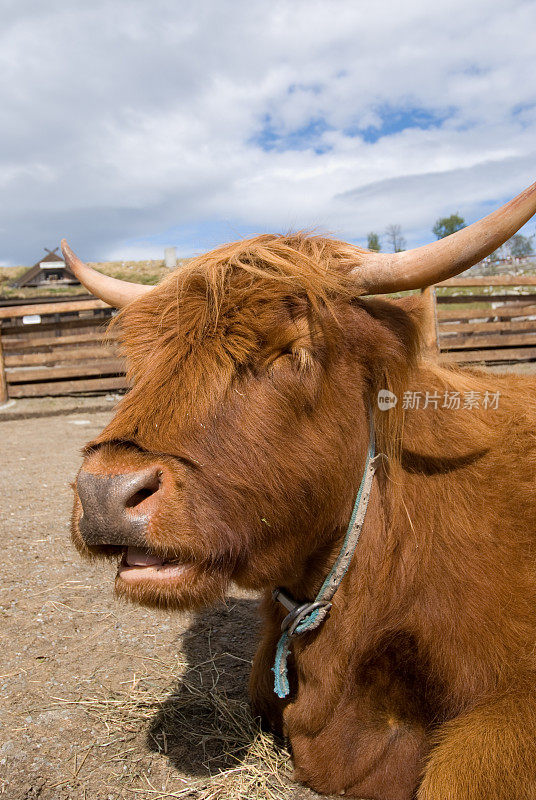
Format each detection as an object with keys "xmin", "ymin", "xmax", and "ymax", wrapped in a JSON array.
[{"xmin": 1, "ymin": 0, "xmax": 535, "ymax": 264}]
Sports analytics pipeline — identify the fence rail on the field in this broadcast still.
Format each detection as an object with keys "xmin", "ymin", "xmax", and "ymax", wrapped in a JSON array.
[
  {"xmin": 0, "ymin": 296, "xmax": 124, "ymax": 402},
  {"xmin": 1, "ymin": 275, "xmax": 536, "ymax": 402},
  {"xmin": 429, "ymin": 275, "xmax": 536, "ymax": 365}
]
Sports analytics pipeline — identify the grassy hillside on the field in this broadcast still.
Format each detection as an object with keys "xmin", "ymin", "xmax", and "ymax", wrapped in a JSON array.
[{"xmin": 0, "ymin": 260, "xmax": 188, "ymax": 300}]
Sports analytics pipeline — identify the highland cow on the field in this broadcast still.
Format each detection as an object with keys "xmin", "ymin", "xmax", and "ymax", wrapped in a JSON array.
[{"xmin": 65, "ymin": 181, "xmax": 536, "ymax": 800}]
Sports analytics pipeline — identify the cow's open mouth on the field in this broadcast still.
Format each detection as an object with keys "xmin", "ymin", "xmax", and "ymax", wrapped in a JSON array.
[
  {"xmin": 117, "ymin": 546, "xmax": 194, "ymax": 583},
  {"xmin": 112, "ymin": 543, "xmax": 227, "ymax": 611}
]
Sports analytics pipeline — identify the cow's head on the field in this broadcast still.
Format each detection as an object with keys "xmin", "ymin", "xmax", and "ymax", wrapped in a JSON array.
[{"xmin": 67, "ymin": 183, "xmax": 536, "ymax": 611}]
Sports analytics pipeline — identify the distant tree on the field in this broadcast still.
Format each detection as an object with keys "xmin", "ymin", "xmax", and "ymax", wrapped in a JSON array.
[
  {"xmin": 509, "ymin": 234, "xmax": 534, "ymax": 259},
  {"xmin": 385, "ymin": 224, "xmax": 406, "ymax": 253},
  {"xmin": 367, "ymin": 232, "xmax": 381, "ymax": 252},
  {"xmin": 433, "ymin": 213, "xmax": 466, "ymax": 240}
]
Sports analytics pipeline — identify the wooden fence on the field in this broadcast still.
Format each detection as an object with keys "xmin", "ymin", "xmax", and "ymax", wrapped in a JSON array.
[
  {"xmin": 427, "ymin": 274, "xmax": 536, "ymax": 364},
  {"xmin": 1, "ymin": 275, "xmax": 536, "ymax": 402},
  {"xmin": 0, "ymin": 298, "xmax": 125, "ymax": 402}
]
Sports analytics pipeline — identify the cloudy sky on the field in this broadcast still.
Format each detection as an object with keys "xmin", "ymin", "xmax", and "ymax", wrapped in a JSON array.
[{"xmin": 1, "ymin": 0, "xmax": 535, "ymax": 265}]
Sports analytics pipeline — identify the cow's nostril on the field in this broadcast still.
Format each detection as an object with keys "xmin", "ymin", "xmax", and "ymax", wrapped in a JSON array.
[
  {"xmin": 125, "ymin": 481, "xmax": 160, "ymax": 508},
  {"xmin": 124, "ymin": 469, "xmax": 162, "ymax": 509}
]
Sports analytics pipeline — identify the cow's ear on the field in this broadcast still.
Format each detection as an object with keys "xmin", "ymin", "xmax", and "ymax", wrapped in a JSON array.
[
  {"xmin": 362, "ymin": 294, "xmax": 426, "ymax": 351},
  {"xmin": 354, "ymin": 294, "xmax": 425, "ymax": 396}
]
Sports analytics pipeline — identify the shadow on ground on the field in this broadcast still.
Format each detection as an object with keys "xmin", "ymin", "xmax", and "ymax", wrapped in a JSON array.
[{"xmin": 147, "ymin": 597, "xmax": 268, "ymax": 776}]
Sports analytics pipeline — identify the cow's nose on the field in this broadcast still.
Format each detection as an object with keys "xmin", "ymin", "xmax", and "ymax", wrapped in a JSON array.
[{"xmin": 76, "ymin": 467, "xmax": 162, "ymax": 546}]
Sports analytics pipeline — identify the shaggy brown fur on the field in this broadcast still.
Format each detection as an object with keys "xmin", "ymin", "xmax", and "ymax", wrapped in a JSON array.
[{"xmin": 71, "ymin": 233, "xmax": 536, "ymax": 800}]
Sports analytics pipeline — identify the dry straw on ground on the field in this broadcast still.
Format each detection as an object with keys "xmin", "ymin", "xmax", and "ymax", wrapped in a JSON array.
[{"xmin": 53, "ymin": 651, "xmax": 294, "ymax": 800}]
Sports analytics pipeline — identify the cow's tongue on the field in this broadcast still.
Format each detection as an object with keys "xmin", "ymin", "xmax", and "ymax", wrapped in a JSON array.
[{"xmin": 126, "ymin": 547, "xmax": 164, "ymax": 567}]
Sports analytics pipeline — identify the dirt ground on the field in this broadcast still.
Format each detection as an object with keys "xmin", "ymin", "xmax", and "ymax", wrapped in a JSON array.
[{"xmin": 0, "ymin": 408, "xmax": 320, "ymax": 800}]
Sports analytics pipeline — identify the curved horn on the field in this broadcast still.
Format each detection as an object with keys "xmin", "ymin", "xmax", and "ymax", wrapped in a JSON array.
[
  {"xmin": 355, "ymin": 181, "xmax": 536, "ymax": 294},
  {"xmin": 60, "ymin": 240, "xmax": 152, "ymax": 307}
]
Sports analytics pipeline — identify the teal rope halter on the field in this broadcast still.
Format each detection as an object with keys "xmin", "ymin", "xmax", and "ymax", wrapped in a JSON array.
[{"xmin": 272, "ymin": 412, "xmax": 380, "ymax": 698}]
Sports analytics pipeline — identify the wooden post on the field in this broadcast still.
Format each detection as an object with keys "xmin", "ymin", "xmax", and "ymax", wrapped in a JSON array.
[
  {"xmin": 421, "ymin": 286, "xmax": 439, "ymax": 355},
  {"xmin": 0, "ymin": 326, "xmax": 8, "ymax": 404}
]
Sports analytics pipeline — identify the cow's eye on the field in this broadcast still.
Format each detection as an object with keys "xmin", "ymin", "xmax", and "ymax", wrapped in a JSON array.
[{"xmin": 269, "ymin": 347, "xmax": 312, "ymax": 374}]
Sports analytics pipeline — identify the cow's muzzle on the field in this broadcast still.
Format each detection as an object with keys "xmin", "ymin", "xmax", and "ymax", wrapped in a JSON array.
[{"xmin": 76, "ymin": 467, "xmax": 162, "ymax": 547}]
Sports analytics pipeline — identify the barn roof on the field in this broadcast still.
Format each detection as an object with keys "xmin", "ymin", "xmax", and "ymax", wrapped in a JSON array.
[{"xmin": 10, "ymin": 248, "xmax": 80, "ymax": 287}]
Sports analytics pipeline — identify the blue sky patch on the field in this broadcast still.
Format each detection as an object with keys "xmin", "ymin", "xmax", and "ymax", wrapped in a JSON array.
[
  {"xmin": 512, "ymin": 102, "xmax": 536, "ymax": 127},
  {"xmin": 251, "ymin": 103, "xmax": 453, "ymax": 155},
  {"xmin": 251, "ymin": 113, "xmax": 333, "ymax": 154},
  {"xmin": 347, "ymin": 104, "xmax": 453, "ymax": 143}
]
